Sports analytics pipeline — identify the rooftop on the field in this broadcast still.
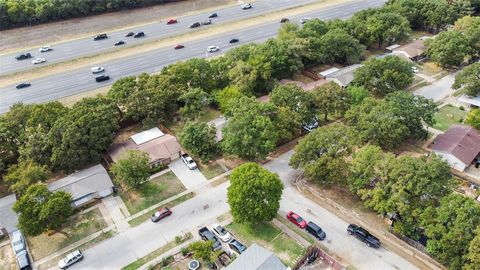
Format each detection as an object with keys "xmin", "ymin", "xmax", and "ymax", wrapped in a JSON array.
[
  {"xmin": 131, "ymin": 127, "xmax": 165, "ymax": 145},
  {"xmin": 225, "ymin": 243, "xmax": 288, "ymax": 270},
  {"xmin": 325, "ymin": 64, "xmax": 362, "ymax": 87},
  {"xmin": 432, "ymin": 125, "xmax": 480, "ymax": 165}
]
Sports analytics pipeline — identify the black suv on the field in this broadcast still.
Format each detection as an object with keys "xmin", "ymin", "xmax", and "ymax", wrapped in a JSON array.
[
  {"xmin": 189, "ymin": 22, "xmax": 201, "ymax": 28},
  {"xmin": 228, "ymin": 239, "xmax": 246, "ymax": 254},
  {"xmin": 15, "ymin": 53, "xmax": 32, "ymax": 60},
  {"xmin": 306, "ymin": 221, "xmax": 326, "ymax": 240},
  {"xmin": 347, "ymin": 224, "xmax": 380, "ymax": 248},
  {"xmin": 198, "ymin": 227, "xmax": 222, "ymax": 250},
  {"xmin": 133, "ymin": 31, "xmax": 145, "ymax": 38},
  {"xmin": 93, "ymin": 33, "xmax": 108, "ymax": 40},
  {"xmin": 16, "ymin": 82, "xmax": 31, "ymax": 89},
  {"xmin": 95, "ymin": 75, "xmax": 110, "ymax": 82}
]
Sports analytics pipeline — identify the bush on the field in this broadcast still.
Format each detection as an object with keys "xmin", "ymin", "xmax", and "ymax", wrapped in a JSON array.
[
  {"xmin": 175, "ymin": 235, "xmax": 182, "ymax": 244},
  {"xmin": 181, "ymin": 247, "xmax": 190, "ymax": 256}
]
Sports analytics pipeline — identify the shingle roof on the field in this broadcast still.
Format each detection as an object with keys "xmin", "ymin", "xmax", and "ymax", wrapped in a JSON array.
[
  {"xmin": 392, "ymin": 39, "xmax": 426, "ymax": 59},
  {"xmin": 432, "ymin": 125, "xmax": 480, "ymax": 165},
  {"xmin": 325, "ymin": 64, "xmax": 362, "ymax": 87},
  {"xmin": 0, "ymin": 194, "xmax": 18, "ymax": 233},
  {"xmin": 225, "ymin": 243, "xmax": 288, "ymax": 270}
]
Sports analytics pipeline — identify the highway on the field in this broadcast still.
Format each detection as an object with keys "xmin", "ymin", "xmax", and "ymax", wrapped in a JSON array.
[
  {"xmin": 0, "ymin": 0, "xmax": 386, "ymax": 113},
  {"xmin": 0, "ymin": 0, "xmax": 319, "ymax": 75}
]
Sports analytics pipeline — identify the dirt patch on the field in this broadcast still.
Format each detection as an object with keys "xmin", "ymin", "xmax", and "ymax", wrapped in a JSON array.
[{"xmin": 0, "ymin": 244, "xmax": 16, "ymax": 270}]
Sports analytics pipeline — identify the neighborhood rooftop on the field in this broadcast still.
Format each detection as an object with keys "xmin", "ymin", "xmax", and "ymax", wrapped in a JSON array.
[
  {"xmin": 432, "ymin": 125, "xmax": 480, "ymax": 166},
  {"xmin": 325, "ymin": 64, "xmax": 362, "ymax": 87},
  {"xmin": 224, "ymin": 243, "xmax": 288, "ymax": 270}
]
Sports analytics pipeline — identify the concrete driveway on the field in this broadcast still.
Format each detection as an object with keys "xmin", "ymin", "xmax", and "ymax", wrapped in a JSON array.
[
  {"xmin": 414, "ymin": 73, "xmax": 455, "ymax": 102},
  {"xmin": 168, "ymin": 159, "xmax": 208, "ymax": 189}
]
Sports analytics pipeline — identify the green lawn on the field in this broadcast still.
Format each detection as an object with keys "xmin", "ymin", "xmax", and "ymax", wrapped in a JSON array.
[
  {"xmin": 433, "ymin": 105, "xmax": 467, "ymax": 131},
  {"xmin": 120, "ymin": 171, "xmax": 186, "ymax": 215},
  {"xmin": 199, "ymin": 162, "xmax": 226, "ymax": 180}
]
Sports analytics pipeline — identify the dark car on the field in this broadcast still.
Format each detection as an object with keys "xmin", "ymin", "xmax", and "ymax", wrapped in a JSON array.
[
  {"xmin": 15, "ymin": 53, "xmax": 32, "ymax": 60},
  {"xmin": 228, "ymin": 239, "xmax": 247, "ymax": 254},
  {"xmin": 150, "ymin": 207, "xmax": 172, "ymax": 222},
  {"xmin": 229, "ymin": 38, "xmax": 239, "ymax": 44},
  {"xmin": 125, "ymin": 32, "xmax": 135, "ymax": 37},
  {"xmin": 189, "ymin": 22, "xmax": 201, "ymax": 28},
  {"xmin": 133, "ymin": 31, "xmax": 145, "ymax": 38},
  {"xmin": 287, "ymin": 211, "xmax": 307, "ymax": 229},
  {"xmin": 347, "ymin": 224, "xmax": 381, "ymax": 248},
  {"xmin": 114, "ymin": 40, "xmax": 125, "ymax": 46},
  {"xmin": 16, "ymin": 250, "xmax": 32, "ymax": 270},
  {"xmin": 198, "ymin": 227, "xmax": 222, "ymax": 250},
  {"xmin": 306, "ymin": 221, "xmax": 326, "ymax": 240},
  {"xmin": 280, "ymin": 18, "xmax": 290, "ymax": 23},
  {"xmin": 16, "ymin": 82, "xmax": 31, "ymax": 89},
  {"xmin": 95, "ymin": 75, "xmax": 110, "ymax": 82},
  {"xmin": 93, "ymin": 33, "xmax": 108, "ymax": 40},
  {"xmin": 174, "ymin": 44, "xmax": 185, "ymax": 50},
  {"xmin": 209, "ymin": 13, "xmax": 218, "ymax": 18}
]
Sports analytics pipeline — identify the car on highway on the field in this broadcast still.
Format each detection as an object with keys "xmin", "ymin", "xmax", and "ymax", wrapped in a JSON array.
[
  {"xmin": 114, "ymin": 40, "xmax": 126, "ymax": 46},
  {"xmin": 125, "ymin": 32, "xmax": 135, "ymax": 37},
  {"xmin": 15, "ymin": 53, "xmax": 32, "ymax": 60},
  {"xmin": 150, "ymin": 207, "xmax": 172, "ymax": 222},
  {"xmin": 166, "ymin": 18, "xmax": 177, "ymax": 24},
  {"xmin": 133, "ymin": 31, "xmax": 145, "ymax": 38},
  {"xmin": 39, "ymin": 46, "xmax": 52, "ymax": 52},
  {"xmin": 301, "ymin": 18, "xmax": 311, "ymax": 24},
  {"xmin": 229, "ymin": 38, "xmax": 239, "ymax": 43},
  {"xmin": 95, "ymin": 75, "xmax": 110, "ymax": 82},
  {"xmin": 32, "ymin": 57, "xmax": 46, "ymax": 64},
  {"xmin": 228, "ymin": 239, "xmax": 247, "ymax": 254},
  {"xmin": 11, "ymin": 231, "xmax": 26, "ymax": 254},
  {"xmin": 287, "ymin": 211, "xmax": 307, "ymax": 229},
  {"xmin": 189, "ymin": 22, "xmax": 201, "ymax": 28},
  {"xmin": 15, "ymin": 250, "xmax": 32, "ymax": 270},
  {"xmin": 91, "ymin": 66, "xmax": 105, "ymax": 74},
  {"xmin": 242, "ymin": 3, "xmax": 252, "ymax": 9},
  {"xmin": 280, "ymin": 18, "xmax": 290, "ymax": 23},
  {"xmin": 93, "ymin": 33, "xmax": 108, "ymax": 40},
  {"xmin": 207, "ymin": 45, "xmax": 220, "ymax": 53},
  {"xmin": 181, "ymin": 153, "xmax": 197, "ymax": 170},
  {"xmin": 174, "ymin": 44, "xmax": 185, "ymax": 50},
  {"xmin": 306, "ymin": 221, "xmax": 326, "ymax": 240},
  {"xmin": 211, "ymin": 223, "xmax": 232, "ymax": 242},
  {"xmin": 347, "ymin": 224, "xmax": 381, "ymax": 248},
  {"xmin": 201, "ymin": 20, "xmax": 212, "ymax": 25},
  {"xmin": 209, "ymin": 13, "xmax": 218, "ymax": 18},
  {"xmin": 58, "ymin": 250, "xmax": 83, "ymax": 269},
  {"xmin": 198, "ymin": 227, "xmax": 222, "ymax": 250},
  {"xmin": 15, "ymin": 82, "xmax": 31, "ymax": 89}
]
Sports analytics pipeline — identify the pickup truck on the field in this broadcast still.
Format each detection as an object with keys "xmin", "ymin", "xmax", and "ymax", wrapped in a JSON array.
[
  {"xmin": 198, "ymin": 227, "xmax": 222, "ymax": 250},
  {"xmin": 181, "ymin": 153, "xmax": 197, "ymax": 170}
]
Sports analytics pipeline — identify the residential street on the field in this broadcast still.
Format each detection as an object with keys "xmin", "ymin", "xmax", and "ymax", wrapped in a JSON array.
[{"xmin": 414, "ymin": 73, "xmax": 456, "ymax": 102}]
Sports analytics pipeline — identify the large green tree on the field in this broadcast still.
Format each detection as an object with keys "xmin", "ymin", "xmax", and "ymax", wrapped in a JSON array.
[
  {"xmin": 179, "ymin": 88, "xmax": 211, "ymax": 119},
  {"xmin": 4, "ymin": 160, "xmax": 50, "ymax": 195},
  {"xmin": 452, "ymin": 62, "xmax": 480, "ymax": 96},
  {"xmin": 316, "ymin": 29, "xmax": 365, "ymax": 64},
  {"xmin": 465, "ymin": 109, "xmax": 480, "ymax": 130},
  {"xmin": 179, "ymin": 121, "xmax": 218, "ymax": 163},
  {"xmin": 464, "ymin": 227, "xmax": 480, "ymax": 270},
  {"xmin": 312, "ymin": 82, "xmax": 350, "ymax": 122},
  {"xmin": 188, "ymin": 241, "xmax": 214, "ymax": 262},
  {"xmin": 425, "ymin": 30, "xmax": 471, "ymax": 67},
  {"xmin": 162, "ymin": 58, "xmax": 219, "ymax": 92},
  {"xmin": 365, "ymin": 11, "xmax": 411, "ymax": 48},
  {"xmin": 455, "ymin": 15, "xmax": 480, "ymax": 57},
  {"xmin": 270, "ymin": 83, "xmax": 316, "ymax": 123},
  {"xmin": 227, "ymin": 163, "xmax": 283, "ymax": 224},
  {"xmin": 111, "ymin": 150, "xmax": 151, "ymax": 188},
  {"xmin": 215, "ymin": 86, "xmax": 245, "ymax": 117}
]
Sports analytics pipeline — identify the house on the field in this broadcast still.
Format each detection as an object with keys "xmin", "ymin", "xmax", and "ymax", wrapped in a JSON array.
[
  {"xmin": 225, "ymin": 243, "xmax": 289, "ymax": 270},
  {"xmin": 458, "ymin": 95, "xmax": 480, "ymax": 108},
  {"xmin": 48, "ymin": 164, "xmax": 114, "ymax": 208},
  {"xmin": 0, "ymin": 194, "xmax": 18, "ymax": 233},
  {"xmin": 324, "ymin": 64, "xmax": 362, "ymax": 88},
  {"xmin": 431, "ymin": 125, "xmax": 480, "ymax": 171},
  {"xmin": 390, "ymin": 39, "xmax": 426, "ymax": 61},
  {"xmin": 108, "ymin": 127, "xmax": 181, "ymax": 167}
]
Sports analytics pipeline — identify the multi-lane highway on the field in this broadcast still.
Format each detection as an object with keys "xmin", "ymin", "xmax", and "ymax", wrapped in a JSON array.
[
  {"xmin": 0, "ymin": 0, "xmax": 386, "ymax": 113},
  {"xmin": 0, "ymin": 0, "xmax": 319, "ymax": 75}
]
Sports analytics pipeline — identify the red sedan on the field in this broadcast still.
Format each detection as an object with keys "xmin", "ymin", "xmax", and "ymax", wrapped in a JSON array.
[
  {"xmin": 151, "ymin": 207, "xmax": 172, "ymax": 222},
  {"xmin": 287, "ymin": 211, "xmax": 307, "ymax": 229},
  {"xmin": 166, "ymin": 18, "xmax": 177, "ymax": 24},
  {"xmin": 174, "ymin": 44, "xmax": 185, "ymax": 50}
]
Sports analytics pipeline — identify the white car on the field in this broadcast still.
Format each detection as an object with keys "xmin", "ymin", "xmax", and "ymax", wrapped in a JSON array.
[
  {"xmin": 242, "ymin": 3, "xmax": 252, "ymax": 9},
  {"xmin": 207, "ymin": 46, "xmax": 220, "ymax": 53},
  {"xmin": 211, "ymin": 223, "xmax": 232, "ymax": 242},
  {"xmin": 39, "ymin": 45, "xmax": 52, "ymax": 52},
  {"xmin": 301, "ymin": 18, "xmax": 311, "ymax": 24},
  {"xmin": 11, "ymin": 230, "xmax": 26, "ymax": 255},
  {"xmin": 58, "ymin": 250, "xmax": 83, "ymax": 269},
  {"xmin": 91, "ymin": 66, "xmax": 105, "ymax": 74},
  {"xmin": 32, "ymin": 57, "xmax": 46, "ymax": 64},
  {"xmin": 411, "ymin": 66, "xmax": 419, "ymax": 73}
]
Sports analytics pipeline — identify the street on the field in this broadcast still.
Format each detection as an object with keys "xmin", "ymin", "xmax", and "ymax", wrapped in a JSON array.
[{"xmin": 414, "ymin": 73, "xmax": 456, "ymax": 102}]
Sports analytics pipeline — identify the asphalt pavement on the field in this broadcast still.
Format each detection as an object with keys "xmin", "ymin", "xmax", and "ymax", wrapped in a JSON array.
[{"xmin": 0, "ymin": 0, "xmax": 386, "ymax": 113}]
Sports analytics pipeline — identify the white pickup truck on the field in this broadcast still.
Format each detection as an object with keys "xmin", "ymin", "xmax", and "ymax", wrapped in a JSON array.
[{"xmin": 181, "ymin": 153, "xmax": 197, "ymax": 170}]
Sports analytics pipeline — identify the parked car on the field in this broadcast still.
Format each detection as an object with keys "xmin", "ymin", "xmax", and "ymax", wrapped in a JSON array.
[
  {"xmin": 58, "ymin": 250, "xmax": 83, "ymax": 269},
  {"xmin": 32, "ymin": 57, "xmax": 46, "ymax": 64},
  {"xmin": 133, "ymin": 31, "xmax": 145, "ymax": 38},
  {"xmin": 11, "ymin": 230, "xmax": 26, "ymax": 254},
  {"xmin": 166, "ymin": 18, "xmax": 178, "ymax": 24},
  {"xmin": 16, "ymin": 250, "xmax": 31, "ymax": 270},
  {"xmin": 280, "ymin": 18, "xmax": 290, "ymax": 23},
  {"xmin": 242, "ymin": 3, "xmax": 252, "ymax": 9},
  {"xmin": 347, "ymin": 224, "xmax": 381, "ymax": 248},
  {"xmin": 287, "ymin": 211, "xmax": 307, "ymax": 229},
  {"xmin": 93, "ymin": 33, "xmax": 108, "ymax": 40},
  {"xmin": 198, "ymin": 227, "xmax": 222, "ymax": 250},
  {"xmin": 201, "ymin": 20, "xmax": 212, "ymax": 25},
  {"xmin": 15, "ymin": 82, "xmax": 31, "ymax": 89},
  {"xmin": 229, "ymin": 38, "xmax": 239, "ymax": 44},
  {"xmin": 302, "ymin": 117, "xmax": 319, "ymax": 133},
  {"xmin": 125, "ymin": 32, "xmax": 135, "ymax": 37},
  {"xmin": 411, "ymin": 66, "xmax": 419, "ymax": 73},
  {"xmin": 209, "ymin": 13, "xmax": 218, "ymax": 18},
  {"xmin": 174, "ymin": 44, "xmax": 185, "ymax": 50},
  {"xmin": 306, "ymin": 221, "xmax": 326, "ymax": 240},
  {"xmin": 15, "ymin": 53, "xmax": 32, "ymax": 60},
  {"xmin": 151, "ymin": 207, "xmax": 172, "ymax": 222},
  {"xmin": 189, "ymin": 22, "xmax": 201, "ymax": 28},
  {"xmin": 211, "ymin": 223, "xmax": 232, "ymax": 242},
  {"xmin": 114, "ymin": 40, "xmax": 125, "ymax": 46},
  {"xmin": 95, "ymin": 75, "xmax": 110, "ymax": 82},
  {"xmin": 207, "ymin": 45, "xmax": 220, "ymax": 53},
  {"xmin": 228, "ymin": 239, "xmax": 247, "ymax": 254},
  {"xmin": 91, "ymin": 66, "xmax": 105, "ymax": 74},
  {"xmin": 181, "ymin": 153, "xmax": 197, "ymax": 170},
  {"xmin": 300, "ymin": 18, "xmax": 311, "ymax": 24},
  {"xmin": 39, "ymin": 46, "xmax": 52, "ymax": 52}
]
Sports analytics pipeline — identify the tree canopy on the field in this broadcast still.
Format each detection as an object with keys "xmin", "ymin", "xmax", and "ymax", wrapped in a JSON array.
[
  {"xmin": 179, "ymin": 121, "xmax": 218, "ymax": 163},
  {"xmin": 452, "ymin": 62, "xmax": 480, "ymax": 96},
  {"xmin": 4, "ymin": 160, "xmax": 50, "ymax": 195},
  {"xmin": 111, "ymin": 150, "xmax": 151, "ymax": 188},
  {"xmin": 270, "ymin": 83, "xmax": 316, "ymax": 123},
  {"xmin": 465, "ymin": 109, "xmax": 480, "ymax": 130},
  {"xmin": 425, "ymin": 30, "xmax": 471, "ymax": 67},
  {"xmin": 312, "ymin": 82, "xmax": 350, "ymax": 122}
]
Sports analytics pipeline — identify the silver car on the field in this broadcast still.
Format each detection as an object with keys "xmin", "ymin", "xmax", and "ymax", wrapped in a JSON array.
[
  {"xmin": 58, "ymin": 250, "xmax": 83, "ymax": 269},
  {"xmin": 11, "ymin": 230, "xmax": 26, "ymax": 255}
]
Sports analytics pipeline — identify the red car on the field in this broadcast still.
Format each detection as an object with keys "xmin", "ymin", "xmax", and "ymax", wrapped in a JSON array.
[
  {"xmin": 150, "ymin": 207, "xmax": 172, "ymax": 222},
  {"xmin": 166, "ymin": 18, "xmax": 177, "ymax": 24},
  {"xmin": 174, "ymin": 44, "xmax": 185, "ymax": 50},
  {"xmin": 287, "ymin": 211, "xmax": 307, "ymax": 228}
]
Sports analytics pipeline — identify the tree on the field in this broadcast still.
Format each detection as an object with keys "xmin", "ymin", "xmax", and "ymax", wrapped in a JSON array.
[
  {"xmin": 215, "ymin": 86, "xmax": 245, "ymax": 117},
  {"xmin": 188, "ymin": 241, "xmax": 214, "ymax": 262},
  {"xmin": 4, "ymin": 160, "xmax": 50, "ymax": 195},
  {"xmin": 317, "ymin": 28, "xmax": 365, "ymax": 64},
  {"xmin": 179, "ymin": 88, "xmax": 211, "ymax": 119},
  {"xmin": 179, "ymin": 122, "xmax": 218, "ymax": 163},
  {"xmin": 425, "ymin": 30, "xmax": 471, "ymax": 68},
  {"xmin": 227, "ymin": 163, "xmax": 283, "ymax": 224},
  {"xmin": 162, "ymin": 58, "xmax": 219, "ymax": 92},
  {"xmin": 464, "ymin": 227, "xmax": 480, "ymax": 270},
  {"xmin": 270, "ymin": 106, "xmax": 301, "ymax": 142},
  {"xmin": 465, "ymin": 109, "xmax": 480, "ymax": 129},
  {"xmin": 290, "ymin": 123, "xmax": 357, "ymax": 185},
  {"xmin": 227, "ymin": 60, "xmax": 261, "ymax": 95},
  {"xmin": 312, "ymin": 82, "xmax": 350, "ymax": 122},
  {"xmin": 455, "ymin": 15, "xmax": 480, "ymax": 57},
  {"xmin": 452, "ymin": 62, "xmax": 480, "ymax": 96},
  {"xmin": 111, "ymin": 150, "xmax": 151, "ymax": 188},
  {"xmin": 270, "ymin": 83, "xmax": 316, "ymax": 123},
  {"xmin": 13, "ymin": 183, "xmax": 73, "ymax": 236},
  {"xmin": 365, "ymin": 11, "xmax": 411, "ymax": 48},
  {"xmin": 349, "ymin": 145, "xmax": 392, "ymax": 194},
  {"xmin": 353, "ymin": 55, "xmax": 414, "ymax": 97},
  {"xmin": 346, "ymin": 85, "xmax": 370, "ymax": 105}
]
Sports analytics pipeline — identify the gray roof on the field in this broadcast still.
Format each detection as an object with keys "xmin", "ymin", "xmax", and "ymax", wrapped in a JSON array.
[
  {"xmin": 0, "ymin": 194, "xmax": 18, "ymax": 233},
  {"xmin": 326, "ymin": 64, "xmax": 362, "ymax": 87},
  {"xmin": 225, "ymin": 243, "xmax": 288, "ymax": 270},
  {"xmin": 48, "ymin": 164, "xmax": 113, "ymax": 201}
]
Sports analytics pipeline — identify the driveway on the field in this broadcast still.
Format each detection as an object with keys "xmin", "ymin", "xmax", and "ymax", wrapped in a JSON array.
[
  {"xmin": 168, "ymin": 159, "xmax": 208, "ymax": 189},
  {"xmin": 414, "ymin": 73, "xmax": 455, "ymax": 102}
]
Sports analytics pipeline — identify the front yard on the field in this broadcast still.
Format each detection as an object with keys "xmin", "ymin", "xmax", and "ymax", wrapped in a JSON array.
[
  {"xmin": 433, "ymin": 105, "xmax": 467, "ymax": 131},
  {"xmin": 198, "ymin": 161, "xmax": 227, "ymax": 180},
  {"xmin": 0, "ymin": 243, "xmax": 16, "ymax": 270}
]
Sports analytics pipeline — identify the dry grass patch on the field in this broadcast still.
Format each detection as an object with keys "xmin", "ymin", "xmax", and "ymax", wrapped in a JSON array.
[
  {"xmin": 0, "ymin": 244, "xmax": 16, "ymax": 270},
  {"xmin": 199, "ymin": 161, "xmax": 227, "ymax": 180}
]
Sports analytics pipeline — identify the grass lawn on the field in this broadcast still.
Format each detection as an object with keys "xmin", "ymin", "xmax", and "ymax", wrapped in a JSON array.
[
  {"xmin": 420, "ymin": 61, "xmax": 443, "ymax": 76},
  {"xmin": 227, "ymin": 222, "xmax": 306, "ymax": 267},
  {"xmin": 27, "ymin": 208, "xmax": 107, "ymax": 260},
  {"xmin": 120, "ymin": 171, "xmax": 186, "ymax": 215},
  {"xmin": 168, "ymin": 108, "xmax": 222, "ymax": 136},
  {"xmin": 199, "ymin": 161, "xmax": 226, "ymax": 180},
  {"xmin": 433, "ymin": 105, "xmax": 467, "ymax": 131}
]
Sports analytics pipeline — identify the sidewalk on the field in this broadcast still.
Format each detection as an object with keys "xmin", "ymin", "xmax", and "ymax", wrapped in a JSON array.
[
  {"xmin": 138, "ymin": 239, "xmax": 194, "ymax": 270},
  {"xmin": 272, "ymin": 218, "xmax": 310, "ymax": 248}
]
